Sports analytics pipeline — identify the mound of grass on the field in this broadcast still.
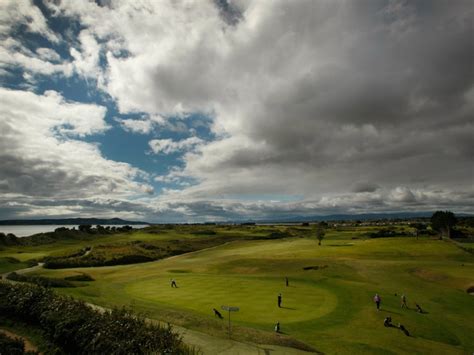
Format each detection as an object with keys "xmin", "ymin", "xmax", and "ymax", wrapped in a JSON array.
[
  {"xmin": 2, "ymin": 256, "xmax": 21, "ymax": 264},
  {"xmin": 64, "ymin": 273, "xmax": 95, "ymax": 282},
  {"xmin": 42, "ymin": 232, "xmax": 287, "ymax": 269},
  {"xmin": 0, "ymin": 257, "xmax": 30, "ymax": 274},
  {"xmin": 43, "ymin": 243, "xmax": 163, "ymax": 268},
  {"xmin": 6, "ymin": 272, "xmax": 75, "ymax": 288}
]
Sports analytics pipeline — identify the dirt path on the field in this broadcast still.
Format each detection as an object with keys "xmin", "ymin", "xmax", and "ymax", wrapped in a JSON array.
[
  {"xmin": 0, "ymin": 328, "xmax": 39, "ymax": 353},
  {"xmin": 1, "ymin": 262, "xmax": 44, "ymax": 280}
]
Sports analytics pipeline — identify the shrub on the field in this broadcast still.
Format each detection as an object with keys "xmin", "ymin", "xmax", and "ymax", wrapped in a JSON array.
[
  {"xmin": 0, "ymin": 282, "xmax": 193, "ymax": 354},
  {"xmin": 64, "ymin": 273, "xmax": 95, "ymax": 282},
  {"xmin": 6, "ymin": 272, "xmax": 76, "ymax": 288},
  {"xmin": 192, "ymin": 230, "xmax": 217, "ymax": 235},
  {"xmin": 0, "ymin": 332, "xmax": 38, "ymax": 355},
  {"xmin": 267, "ymin": 232, "xmax": 289, "ymax": 239},
  {"xmin": 368, "ymin": 229, "xmax": 404, "ymax": 238},
  {"xmin": 0, "ymin": 232, "xmax": 20, "ymax": 246}
]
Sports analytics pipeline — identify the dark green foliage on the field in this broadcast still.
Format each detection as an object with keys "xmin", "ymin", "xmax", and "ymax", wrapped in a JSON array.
[
  {"xmin": 6, "ymin": 272, "xmax": 76, "ymax": 288},
  {"xmin": 54, "ymin": 227, "xmax": 69, "ymax": 233},
  {"xmin": 266, "ymin": 231, "xmax": 289, "ymax": 239},
  {"xmin": 0, "ymin": 332, "xmax": 38, "ymax": 355},
  {"xmin": 63, "ymin": 273, "xmax": 95, "ymax": 282},
  {"xmin": 316, "ymin": 223, "xmax": 326, "ymax": 245},
  {"xmin": 411, "ymin": 223, "xmax": 427, "ymax": 238},
  {"xmin": 368, "ymin": 228, "xmax": 405, "ymax": 238},
  {"xmin": 2, "ymin": 256, "xmax": 21, "ymax": 264},
  {"xmin": 44, "ymin": 254, "xmax": 155, "ymax": 269},
  {"xmin": 78, "ymin": 224, "xmax": 92, "ymax": 233},
  {"xmin": 458, "ymin": 216, "xmax": 474, "ymax": 228},
  {"xmin": 0, "ymin": 232, "xmax": 20, "ymax": 246},
  {"xmin": 431, "ymin": 211, "xmax": 457, "ymax": 238},
  {"xmin": 25, "ymin": 260, "xmax": 39, "ymax": 268},
  {"xmin": 0, "ymin": 282, "xmax": 192, "ymax": 354},
  {"xmin": 14, "ymin": 226, "xmax": 134, "ymax": 247},
  {"xmin": 192, "ymin": 230, "xmax": 217, "ymax": 235},
  {"xmin": 319, "ymin": 221, "xmax": 329, "ymax": 228}
]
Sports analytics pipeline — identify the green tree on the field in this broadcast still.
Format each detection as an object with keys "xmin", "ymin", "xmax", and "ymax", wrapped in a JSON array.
[
  {"xmin": 316, "ymin": 223, "xmax": 326, "ymax": 246},
  {"xmin": 412, "ymin": 223, "xmax": 427, "ymax": 239},
  {"xmin": 78, "ymin": 224, "xmax": 92, "ymax": 233},
  {"xmin": 431, "ymin": 211, "xmax": 457, "ymax": 238}
]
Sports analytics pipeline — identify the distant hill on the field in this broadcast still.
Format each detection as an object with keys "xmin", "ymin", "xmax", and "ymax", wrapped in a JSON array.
[
  {"xmin": 0, "ymin": 218, "xmax": 150, "ymax": 226},
  {"xmin": 240, "ymin": 212, "xmax": 473, "ymax": 224}
]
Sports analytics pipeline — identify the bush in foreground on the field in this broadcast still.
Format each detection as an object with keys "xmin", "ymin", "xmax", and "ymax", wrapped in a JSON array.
[
  {"xmin": 0, "ymin": 282, "xmax": 194, "ymax": 354},
  {"xmin": 0, "ymin": 332, "xmax": 38, "ymax": 355}
]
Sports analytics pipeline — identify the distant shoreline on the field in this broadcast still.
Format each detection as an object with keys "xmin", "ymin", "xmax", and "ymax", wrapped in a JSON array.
[
  {"xmin": 0, "ymin": 218, "xmax": 150, "ymax": 226},
  {"xmin": 0, "ymin": 224, "xmax": 149, "ymax": 237}
]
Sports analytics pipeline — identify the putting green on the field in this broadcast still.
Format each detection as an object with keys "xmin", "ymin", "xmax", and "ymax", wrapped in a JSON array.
[{"xmin": 126, "ymin": 275, "xmax": 337, "ymax": 325}]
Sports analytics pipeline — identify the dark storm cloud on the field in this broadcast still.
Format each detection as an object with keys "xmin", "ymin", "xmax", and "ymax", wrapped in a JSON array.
[
  {"xmin": 180, "ymin": 0, "xmax": 474, "ymax": 203},
  {"xmin": 352, "ymin": 182, "xmax": 380, "ymax": 193},
  {"xmin": 213, "ymin": 0, "xmax": 243, "ymax": 26}
]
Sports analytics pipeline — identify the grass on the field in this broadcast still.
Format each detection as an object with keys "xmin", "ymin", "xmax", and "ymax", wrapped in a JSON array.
[
  {"xmin": 3, "ymin": 224, "xmax": 474, "ymax": 353},
  {"xmin": 0, "ymin": 257, "xmax": 29, "ymax": 274}
]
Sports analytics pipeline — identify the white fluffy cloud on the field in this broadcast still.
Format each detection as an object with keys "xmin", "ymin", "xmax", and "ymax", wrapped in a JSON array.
[
  {"xmin": 116, "ymin": 118, "xmax": 153, "ymax": 134},
  {"xmin": 0, "ymin": 0, "xmax": 60, "ymax": 43},
  {"xmin": 149, "ymin": 137, "xmax": 203, "ymax": 155},
  {"xmin": 0, "ymin": 88, "xmax": 153, "ymax": 203},
  {"xmin": 69, "ymin": 30, "xmax": 102, "ymax": 79},
  {"xmin": 0, "ymin": 37, "xmax": 73, "ymax": 77},
  {"xmin": 0, "ymin": 2, "xmax": 106, "ymax": 81}
]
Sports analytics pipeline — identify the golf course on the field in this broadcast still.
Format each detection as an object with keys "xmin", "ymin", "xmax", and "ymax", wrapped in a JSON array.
[{"xmin": 1, "ymin": 223, "xmax": 473, "ymax": 354}]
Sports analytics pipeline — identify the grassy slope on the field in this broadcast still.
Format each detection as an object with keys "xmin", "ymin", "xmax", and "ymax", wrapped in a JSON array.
[
  {"xmin": 0, "ymin": 225, "xmax": 278, "ymax": 273},
  {"xmin": 27, "ymin": 227, "xmax": 474, "ymax": 354}
]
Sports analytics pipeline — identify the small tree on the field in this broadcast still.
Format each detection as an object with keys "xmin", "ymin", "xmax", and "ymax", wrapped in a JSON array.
[
  {"xmin": 431, "ymin": 211, "xmax": 457, "ymax": 238},
  {"xmin": 316, "ymin": 223, "xmax": 326, "ymax": 246},
  {"xmin": 78, "ymin": 224, "xmax": 92, "ymax": 233},
  {"xmin": 412, "ymin": 223, "xmax": 427, "ymax": 240}
]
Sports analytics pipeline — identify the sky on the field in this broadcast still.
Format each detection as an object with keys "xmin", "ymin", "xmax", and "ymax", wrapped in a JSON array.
[{"xmin": 0, "ymin": 0, "xmax": 473, "ymax": 222}]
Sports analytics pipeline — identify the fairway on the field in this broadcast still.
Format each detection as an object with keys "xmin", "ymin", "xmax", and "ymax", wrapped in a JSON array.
[{"xmin": 25, "ymin": 228, "xmax": 474, "ymax": 354}]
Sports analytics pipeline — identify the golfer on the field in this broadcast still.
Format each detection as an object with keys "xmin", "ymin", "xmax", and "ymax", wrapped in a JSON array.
[{"xmin": 374, "ymin": 293, "xmax": 381, "ymax": 310}]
